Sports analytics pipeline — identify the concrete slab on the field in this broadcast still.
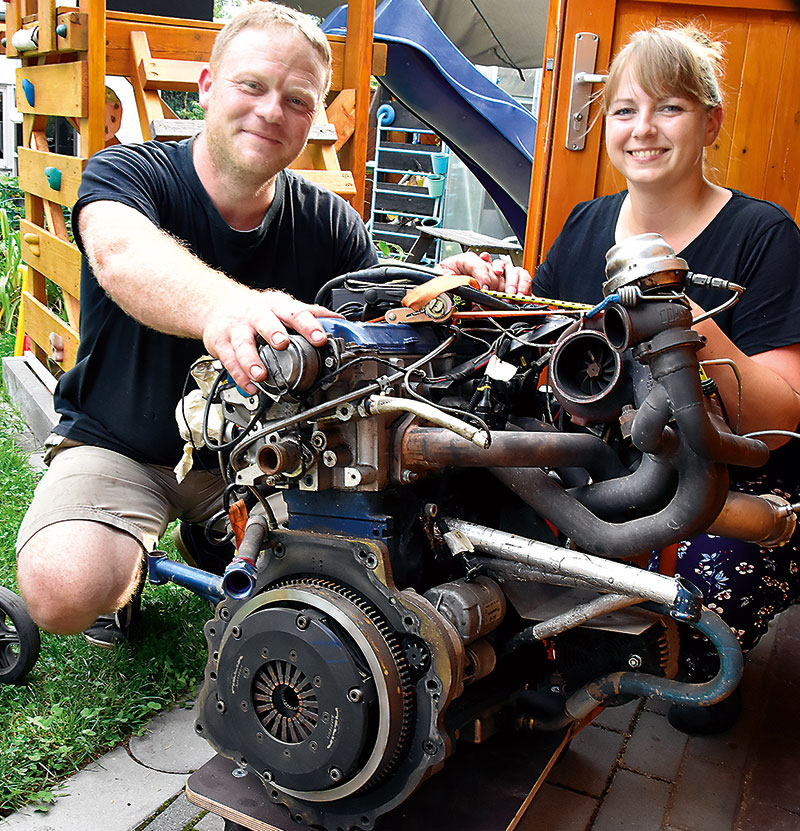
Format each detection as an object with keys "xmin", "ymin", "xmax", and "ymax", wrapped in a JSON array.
[
  {"xmin": 138, "ymin": 794, "xmax": 203, "ymax": 831},
  {"xmin": 129, "ymin": 704, "xmax": 215, "ymax": 775},
  {"xmin": 621, "ymin": 710, "xmax": 687, "ymax": 781},
  {"xmin": 1, "ymin": 356, "xmax": 58, "ymax": 445},
  {"xmin": 0, "ymin": 747, "xmax": 184, "ymax": 831},
  {"xmin": 515, "ymin": 783, "xmax": 596, "ymax": 831},
  {"xmin": 194, "ymin": 813, "xmax": 225, "ymax": 831},
  {"xmin": 591, "ymin": 769, "xmax": 671, "ymax": 831},
  {"xmin": 668, "ymin": 756, "xmax": 743, "ymax": 831},
  {"xmin": 547, "ymin": 725, "xmax": 624, "ymax": 798}
]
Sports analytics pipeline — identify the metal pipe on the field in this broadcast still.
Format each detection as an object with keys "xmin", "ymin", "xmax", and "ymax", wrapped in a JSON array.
[
  {"xmin": 706, "ymin": 492, "xmax": 797, "ymax": 547},
  {"xmin": 147, "ymin": 552, "xmax": 224, "ymax": 603},
  {"xmin": 398, "ymin": 425, "xmax": 629, "ymax": 479},
  {"xmin": 549, "ymin": 605, "xmax": 743, "ymax": 727},
  {"xmin": 490, "ymin": 445, "xmax": 728, "ymax": 559},
  {"xmin": 527, "ymin": 593, "xmax": 639, "ymax": 640},
  {"xmin": 443, "ymin": 518, "xmax": 703, "ymax": 621},
  {"xmin": 367, "ymin": 395, "xmax": 489, "ymax": 447}
]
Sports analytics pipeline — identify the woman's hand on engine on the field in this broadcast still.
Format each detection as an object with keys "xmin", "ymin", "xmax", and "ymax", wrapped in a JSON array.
[
  {"xmin": 438, "ymin": 251, "xmax": 533, "ymax": 296},
  {"xmin": 202, "ymin": 290, "xmax": 339, "ymax": 395}
]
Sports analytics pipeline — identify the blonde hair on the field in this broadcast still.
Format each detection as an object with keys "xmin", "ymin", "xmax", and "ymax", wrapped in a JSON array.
[
  {"xmin": 603, "ymin": 25, "xmax": 724, "ymax": 112},
  {"xmin": 210, "ymin": 1, "xmax": 332, "ymax": 93}
]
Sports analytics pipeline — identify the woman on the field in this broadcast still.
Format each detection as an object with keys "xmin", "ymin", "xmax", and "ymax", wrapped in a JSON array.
[
  {"xmin": 452, "ymin": 24, "xmax": 800, "ymax": 732},
  {"xmin": 530, "ymin": 26, "xmax": 800, "ymax": 733}
]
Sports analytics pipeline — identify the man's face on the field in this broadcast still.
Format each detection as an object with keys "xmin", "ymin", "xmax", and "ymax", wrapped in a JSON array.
[{"xmin": 198, "ymin": 25, "xmax": 328, "ymax": 185}]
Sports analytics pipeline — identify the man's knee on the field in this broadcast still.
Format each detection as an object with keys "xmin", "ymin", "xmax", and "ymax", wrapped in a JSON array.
[{"xmin": 16, "ymin": 521, "xmax": 143, "ymax": 635}]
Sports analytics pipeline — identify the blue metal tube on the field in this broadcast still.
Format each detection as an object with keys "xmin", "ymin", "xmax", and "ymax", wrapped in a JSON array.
[
  {"xmin": 147, "ymin": 553, "xmax": 225, "ymax": 603},
  {"xmin": 536, "ymin": 604, "xmax": 743, "ymax": 729}
]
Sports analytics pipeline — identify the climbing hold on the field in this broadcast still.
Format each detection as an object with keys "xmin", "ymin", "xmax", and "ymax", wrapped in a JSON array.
[
  {"xmin": 56, "ymin": 24, "xmax": 68, "ymax": 37},
  {"xmin": 21, "ymin": 78, "xmax": 35, "ymax": 107},
  {"xmin": 44, "ymin": 166, "xmax": 62, "ymax": 191}
]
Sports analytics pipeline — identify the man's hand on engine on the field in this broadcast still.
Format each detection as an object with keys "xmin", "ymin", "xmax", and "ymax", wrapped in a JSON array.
[
  {"xmin": 438, "ymin": 251, "xmax": 533, "ymax": 296},
  {"xmin": 203, "ymin": 290, "xmax": 338, "ymax": 394}
]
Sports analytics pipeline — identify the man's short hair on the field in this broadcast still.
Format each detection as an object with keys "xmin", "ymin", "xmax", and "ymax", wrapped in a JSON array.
[{"xmin": 210, "ymin": 2, "xmax": 332, "ymax": 93}]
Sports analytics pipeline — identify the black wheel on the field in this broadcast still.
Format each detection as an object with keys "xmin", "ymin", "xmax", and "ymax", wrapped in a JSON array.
[{"xmin": 0, "ymin": 587, "xmax": 40, "ymax": 684}]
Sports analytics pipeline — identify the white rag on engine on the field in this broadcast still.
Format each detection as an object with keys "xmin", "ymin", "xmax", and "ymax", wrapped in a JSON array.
[{"xmin": 174, "ymin": 358, "xmax": 224, "ymax": 483}]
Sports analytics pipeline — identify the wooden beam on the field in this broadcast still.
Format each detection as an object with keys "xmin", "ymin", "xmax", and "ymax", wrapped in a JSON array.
[
  {"xmin": 82, "ymin": 0, "xmax": 106, "ymax": 157},
  {"xmin": 292, "ymin": 170, "xmax": 357, "ymax": 198},
  {"xmin": 327, "ymin": 89, "xmax": 357, "ymax": 152}
]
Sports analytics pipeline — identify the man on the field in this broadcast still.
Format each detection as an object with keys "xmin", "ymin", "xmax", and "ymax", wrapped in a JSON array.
[{"xmin": 15, "ymin": 3, "xmax": 381, "ymax": 646}]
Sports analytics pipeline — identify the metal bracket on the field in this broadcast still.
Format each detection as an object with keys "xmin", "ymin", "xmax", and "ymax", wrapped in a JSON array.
[{"xmin": 565, "ymin": 32, "xmax": 605, "ymax": 151}]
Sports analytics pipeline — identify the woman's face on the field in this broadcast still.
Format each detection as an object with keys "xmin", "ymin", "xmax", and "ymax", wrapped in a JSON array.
[{"xmin": 604, "ymin": 69, "xmax": 722, "ymax": 190}]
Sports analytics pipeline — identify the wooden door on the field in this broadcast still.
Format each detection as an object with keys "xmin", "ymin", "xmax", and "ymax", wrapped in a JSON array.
[{"xmin": 524, "ymin": 0, "xmax": 800, "ymax": 270}]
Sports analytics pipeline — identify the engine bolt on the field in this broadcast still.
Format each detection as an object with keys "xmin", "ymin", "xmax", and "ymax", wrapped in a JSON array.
[
  {"xmin": 216, "ymin": 701, "xmax": 226, "ymax": 713},
  {"xmin": 422, "ymin": 739, "xmax": 438, "ymax": 755},
  {"xmin": 400, "ymin": 469, "xmax": 418, "ymax": 484},
  {"xmin": 256, "ymin": 732, "xmax": 264, "ymax": 742},
  {"xmin": 309, "ymin": 741, "xmax": 318, "ymax": 752},
  {"xmin": 240, "ymin": 701, "xmax": 249, "ymax": 712},
  {"xmin": 423, "ymin": 503, "xmax": 438, "ymax": 518},
  {"xmin": 314, "ymin": 676, "xmax": 323, "ymax": 689},
  {"xmin": 296, "ymin": 615, "xmax": 309, "ymax": 630},
  {"xmin": 311, "ymin": 430, "xmax": 327, "ymax": 449},
  {"xmin": 627, "ymin": 654, "xmax": 643, "ymax": 669},
  {"xmin": 219, "ymin": 607, "xmax": 231, "ymax": 621},
  {"xmin": 231, "ymin": 626, "xmax": 242, "ymax": 639},
  {"xmin": 329, "ymin": 767, "xmax": 343, "ymax": 782},
  {"xmin": 232, "ymin": 768, "xmax": 247, "ymax": 778},
  {"xmin": 261, "ymin": 648, "xmax": 270, "ymax": 659},
  {"xmin": 242, "ymin": 666, "xmax": 250, "ymax": 678},
  {"xmin": 347, "ymin": 687, "xmax": 363, "ymax": 703},
  {"xmin": 322, "ymin": 450, "xmax": 338, "ymax": 467},
  {"xmin": 324, "ymin": 356, "xmax": 336, "ymax": 368},
  {"xmin": 289, "ymin": 650, "xmax": 298, "ymax": 661},
  {"xmin": 263, "ymin": 769, "xmax": 273, "ymax": 781}
]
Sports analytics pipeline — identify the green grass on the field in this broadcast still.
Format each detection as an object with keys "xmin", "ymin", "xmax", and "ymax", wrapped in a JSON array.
[{"xmin": 0, "ymin": 338, "xmax": 212, "ymax": 816}]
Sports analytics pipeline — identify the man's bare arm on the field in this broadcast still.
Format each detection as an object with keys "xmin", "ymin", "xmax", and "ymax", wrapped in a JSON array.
[{"xmin": 79, "ymin": 201, "xmax": 336, "ymax": 393}]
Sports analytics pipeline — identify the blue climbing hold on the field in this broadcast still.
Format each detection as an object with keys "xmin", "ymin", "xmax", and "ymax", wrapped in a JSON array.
[
  {"xmin": 44, "ymin": 166, "xmax": 62, "ymax": 191},
  {"xmin": 21, "ymin": 78, "xmax": 35, "ymax": 107}
]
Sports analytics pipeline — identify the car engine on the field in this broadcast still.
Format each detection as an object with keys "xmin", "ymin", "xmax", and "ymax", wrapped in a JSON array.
[{"xmin": 154, "ymin": 233, "xmax": 796, "ymax": 831}]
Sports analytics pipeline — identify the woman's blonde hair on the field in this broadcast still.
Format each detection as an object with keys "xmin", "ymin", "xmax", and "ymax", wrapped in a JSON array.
[{"xmin": 602, "ymin": 25, "xmax": 724, "ymax": 112}]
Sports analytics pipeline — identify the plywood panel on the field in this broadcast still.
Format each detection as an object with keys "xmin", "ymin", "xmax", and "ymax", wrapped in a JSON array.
[
  {"xmin": 17, "ymin": 147, "xmax": 84, "ymax": 207},
  {"xmin": 15, "ymin": 61, "xmax": 87, "ymax": 118},
  {"xmin": 20, "ymin": 219, "xmax": 81, "ymax": 298}
]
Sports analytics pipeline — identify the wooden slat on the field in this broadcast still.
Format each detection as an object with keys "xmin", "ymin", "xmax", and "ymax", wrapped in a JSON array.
[
  {"xmin": 18, "ymin": 146, "xmax": 84, "ymax": 207},
  {"xmin": 292, "ymin": 170, "xmax": 357, "ymax": 198},
  {"xmin": 138, "ymin": 57, "xmax": 204, "ymax": 92},
  {"xmin": 39, "ymin": 0, "xmax": 57, "ymax": 53},
  {"xmin": 726, "ymin": 18, "xmax": 787, "ymax": 197},
  {"xmin": 83, "ymin": 0, "xmax": 106, "ymax": 157},
  {"xmin": 21, "ymin": 290, "xmax": 80, "ymax": 371},
  {"xmin": 129, "ymin": 31, "xmax": 168, "ymax": 140},
  {"xmin": 20, "ymin": 218, "xmax": 81, "ymax": 298},
  {"xmin": 15, "ymin": 61, "xmax": 87, "ymax": 117},
  {"xmin": 761, "ymin": 22, "xmax": 800, "ymax": 212},
  {"xmin": 327, "ymin": 89, "xmax": 356, "ymax": 152}
]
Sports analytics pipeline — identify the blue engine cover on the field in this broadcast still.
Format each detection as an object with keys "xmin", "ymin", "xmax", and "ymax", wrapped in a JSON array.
[{"xmin": 320, "ymin": 318, "xmax": 445, "ymax": 354}]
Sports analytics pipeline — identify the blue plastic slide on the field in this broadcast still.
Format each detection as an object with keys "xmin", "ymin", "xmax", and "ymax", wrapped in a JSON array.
[{"xmin": 322, "ymin": 0, "xmax": 537, "ymax": 240}]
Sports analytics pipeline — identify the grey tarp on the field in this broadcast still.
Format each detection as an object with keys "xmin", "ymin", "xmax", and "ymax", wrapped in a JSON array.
[{"xmin": 292, "ymin": 0, "xmax": 549, "ymax": 69}]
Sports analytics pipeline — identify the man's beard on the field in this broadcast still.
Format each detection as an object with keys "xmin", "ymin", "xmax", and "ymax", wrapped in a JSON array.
[{"xmin": 204, "ymin": 112, "xmax": 284, "ymax": 188}]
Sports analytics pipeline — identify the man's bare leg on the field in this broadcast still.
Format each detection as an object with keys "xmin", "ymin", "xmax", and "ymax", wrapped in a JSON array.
[{"xmin": 17, "ymin": 520, "xmax": 144, "ymax": 634}]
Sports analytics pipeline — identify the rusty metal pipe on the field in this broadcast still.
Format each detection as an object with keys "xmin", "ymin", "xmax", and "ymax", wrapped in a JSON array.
[
  {"xmin": 706, "ymin": 492, "xmax": 797, "ymax": 547},
  {"xmin": 398, "ymin": 426, "xmax": 629, "ymax": 479}
]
